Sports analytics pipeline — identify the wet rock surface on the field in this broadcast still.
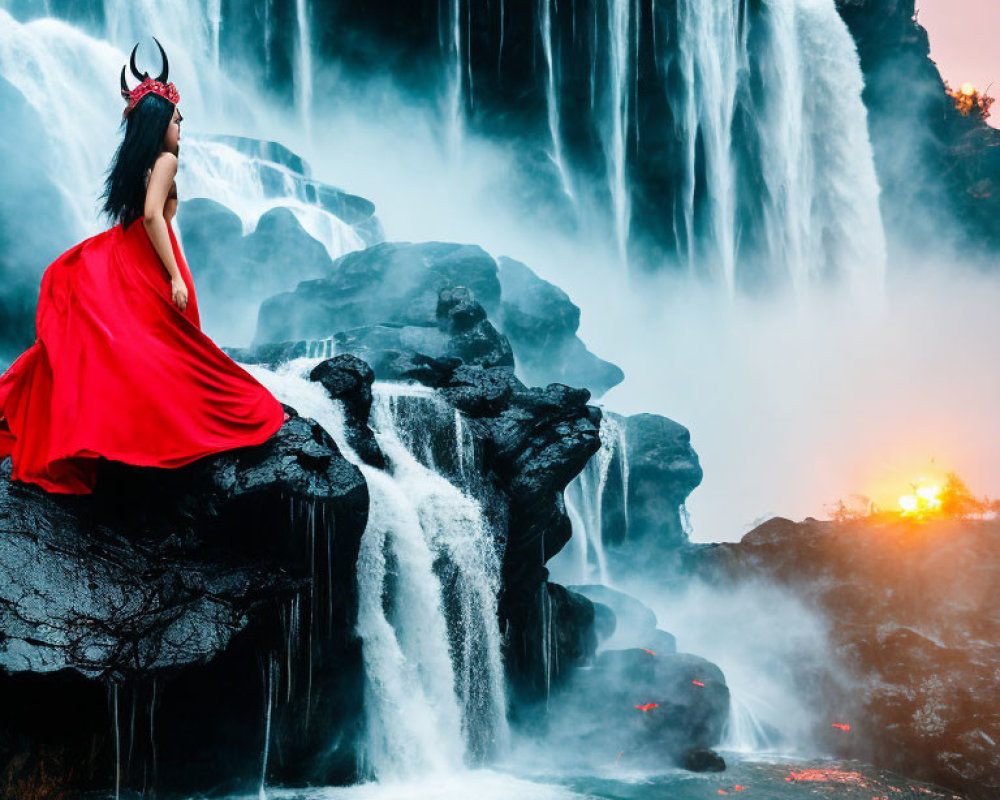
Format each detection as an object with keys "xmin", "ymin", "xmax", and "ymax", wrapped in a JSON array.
[
  {"xmin": 253, "ymin": 241, "xmax": 621, "ymax": 396},
  {"xmin": 0, "ymin": 414, "xmax": 369, "ymax": 796}
]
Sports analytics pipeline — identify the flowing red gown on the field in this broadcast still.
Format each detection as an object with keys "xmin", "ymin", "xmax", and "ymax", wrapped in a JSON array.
[{"xmin": 0, "ymin": 215, "xmax": 285, "ymax": 494}]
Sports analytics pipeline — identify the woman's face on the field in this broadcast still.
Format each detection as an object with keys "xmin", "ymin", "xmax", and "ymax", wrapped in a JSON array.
[{"xmin": 163, "ymin": 106, "xmax": 182, "ymax": 154}]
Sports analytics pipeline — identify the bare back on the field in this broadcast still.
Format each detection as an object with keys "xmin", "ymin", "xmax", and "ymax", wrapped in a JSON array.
[{"xmin": 144, "ymin": 152, "xmax": 179, "ymax": 222}]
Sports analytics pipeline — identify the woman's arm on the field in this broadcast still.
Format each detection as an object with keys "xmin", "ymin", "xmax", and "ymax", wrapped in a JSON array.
[{"xmin": 142, "ymin": 153, "xmax": 187, "ymax": 310}]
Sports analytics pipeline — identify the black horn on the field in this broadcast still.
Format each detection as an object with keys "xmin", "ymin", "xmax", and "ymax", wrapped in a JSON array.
[
  {"xmin": 120, "ymin": 64, "xmax": 131, "ymax": 99},
  {"xmin": 153, "ymin": 36, "xmax": 169, "ymax": 83},
  {"xmin": 129, "ymin": 43, "xmax": 148, "ymax": 82}
]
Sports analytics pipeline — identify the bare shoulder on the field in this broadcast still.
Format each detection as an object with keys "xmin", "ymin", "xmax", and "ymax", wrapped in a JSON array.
[{"xmin": 151, "ymin": 151, "xmax": 178, "ymax": 177}]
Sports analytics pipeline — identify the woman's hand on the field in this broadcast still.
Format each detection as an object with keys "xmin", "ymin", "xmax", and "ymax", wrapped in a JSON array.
[{"xmin": 171, "ymin": 276, "xmax": 188, "ymax": 311}]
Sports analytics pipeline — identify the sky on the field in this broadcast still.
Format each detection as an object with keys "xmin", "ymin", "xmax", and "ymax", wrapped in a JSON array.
[{"xmin": 917, "ymin": 0, "xmax": 999, "ymax": 95}]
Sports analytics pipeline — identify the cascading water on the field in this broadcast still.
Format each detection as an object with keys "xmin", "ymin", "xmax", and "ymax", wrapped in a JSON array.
[
  {"xmin": 550, "ymin": 414, "xmax": 629, "ymax": 587},
  {"xmin": 675, "ymin": 0, "xmax": 743, "ymax": 289},
  {"xmin": 605, "ymin": 0, "xmax": 632, "ymax": 267},
  {"xmin": 0, "ymin": 6, "xmax": 362, "ymax": 263},
  {"xmin": 540, "ymin": 0, "xmax": 575, "ymax": 205},
  {"xmin": 294, "ymin": 0, "xmax": 313, "ymax": 138},
  {"xmin": 463, "ymin": 0, "xmax": 885, "ymax": 292},
  {"xmin": 668, "ymin": 0, "xmax": 885, "ymax": 293},
  {"xmin": 244, "ymin": 362, "xmax": 509, "ymax": 778}
]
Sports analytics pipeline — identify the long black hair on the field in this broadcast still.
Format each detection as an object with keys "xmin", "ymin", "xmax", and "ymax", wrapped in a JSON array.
[{"xmin": 99, "ymin": 92, "xmax": 176, "ymax": 230}]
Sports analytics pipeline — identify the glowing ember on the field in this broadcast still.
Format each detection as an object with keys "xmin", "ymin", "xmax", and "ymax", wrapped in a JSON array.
[
  {"xmin": 945, "ymin": 80, "xmax": 995, "ymax": 120},
  {"xmin": 634, "ymin": 702, "xmax": 659, "ymax": 712},
  {"xmin": 832, "ymin": 722, "xmax": 852, "ymax": 731},
  {"xmin": 787, "ymin": 769, "xmax": 868, "ymax": 786},
  {"xmin": 692, "ymin": 680, "xmax": 705, "ymax": 687},
  {"xmin": 734, "ymin": 786, "xmax": 746, "ymax": 791},
  {"xmin": 615, "ymin": 750, "xmax": 624, "ymax": 764},
  {"xmin": 718, "ymin": 791, "xmax": 727, "ymax": 795},
  {"xmin": 640, "ymin": 648, "xmax": 656, "ymax": 656}
]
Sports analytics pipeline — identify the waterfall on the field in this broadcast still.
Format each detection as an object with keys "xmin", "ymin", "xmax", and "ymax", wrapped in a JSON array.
[
  {"xmin": 0, "ymin": 10, "xmax": 364, "ymax": 262},
  {"xmin": 207, "ymin": 0, "xmax": 221, "ymax": 69},
  {"xmin": 294, "ymin": 0, "xmax": 313, "ymax": 138},
  {"xmin": 179, "ymin": 139, "xmax": 365, "ymax": 260},
  {"xmin": 540, "ymin": 0, "xmax": 575, "ymax": 204},
  {"xmin": 372, "ymin": 389, "xmax": 509, "ymax": 762},
  {"xmin": 0, "ymin": 10, "xmax": 122, "ymax": 234},
  {"xmin": 721, "ymin": 695, "xmax": 781, "ymax": 753},
  {"xmin": 244, "ymin": 362, "xmax": 509, "ymax": 778},
  {"xmin": 675, "ymin": 0, "xmax": 743, "ymax": 290},
  {"xmin": 552, "ymin": 414, "xmax": 629, "ymax": 586},
  {"xmin": 446, "ymin": 0, "xmax": 465, "ymax": 156},
  {"xmin": 605, "ymin": 0, "xmax": 633, "ymax": 266},
  {"xmin": 666, "ymin": 0, "xmax": 885, "ymax": 294}
]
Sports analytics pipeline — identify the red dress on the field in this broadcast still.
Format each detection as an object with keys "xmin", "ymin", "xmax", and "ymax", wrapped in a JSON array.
[{"xmin": 0, "ymin": 215, "xmax": 284, "ymax": 494}]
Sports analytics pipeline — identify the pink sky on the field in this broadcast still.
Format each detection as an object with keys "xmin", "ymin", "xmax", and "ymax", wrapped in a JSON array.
[{"xmin": 917, "ymin": 0, "xmax": 999, "ymax": 92}]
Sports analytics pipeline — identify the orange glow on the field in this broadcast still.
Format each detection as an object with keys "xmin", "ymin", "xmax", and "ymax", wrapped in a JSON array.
[
  {"xmin": 692, "ymin": 680, "xmax": 705, "ymax": 687},
  {"xmin": 734, "ymin": 786, "xmax": 746, "ymax": 791},
  {"xmin": 640, "ymin": 648, "xmax": 657, "ymax": 656},
  {"xmin": 634, "ymin": 702, "xmax": 659, "ymax": 712},
  {"xmin": 718, "ymin": 791, "xmax": 727, "ymax": 795},
  {"xmin": 945, "ymin": 80, "xmax": 995, "ymax": 119},
  {"xmin": 832, "ymin": 722, "xmax": 852, "ymax": 731},
  {"xmin": 830, "ymin": 471, "xmax": 999, "ymax": 522},
  {"xmin": 899, "ymin": 483, "xmax": 942, "ymax": 516},
  {"xmin": 787, "ymin": 770, "xmax": 867, "ymax": 786}
]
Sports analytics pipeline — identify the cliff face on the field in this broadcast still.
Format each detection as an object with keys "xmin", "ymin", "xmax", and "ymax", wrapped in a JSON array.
[
  {"xmin": 686, "ymin": 515, "xmax": 1000, "ymax": 800},
  {"xmin": 835, "ymin": 0, "xmax": 1000, "ymax": 257}
]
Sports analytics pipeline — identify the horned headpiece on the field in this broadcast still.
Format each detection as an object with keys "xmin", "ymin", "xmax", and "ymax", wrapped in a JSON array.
[{"xmin": 120, "ymin": 37, "xmax": 179, "ymax": 120}]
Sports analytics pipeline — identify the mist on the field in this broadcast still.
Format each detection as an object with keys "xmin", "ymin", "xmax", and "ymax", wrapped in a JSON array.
[{"xmin": 262, "ymin": 68, "xmax": 1000, "ymax": 543}]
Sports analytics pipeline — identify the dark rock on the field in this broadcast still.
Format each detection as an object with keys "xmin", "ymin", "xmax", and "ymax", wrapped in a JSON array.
[
  {"xmin": 564, "ymin": 412, "xmax": 702, "ymax": 580},
  {"xmin": 505, "ymin": 583, "xmax": 599, "ymax": 710},
  {"xmin": 547, "ymin": 647, "xmax": 730, "ymax": 768},
  {"xmin": 309, "ymin": 354, "xmax": 385, "ymax": 467},
  {"xmin": 681, "ymin": 748, "xmax": 727, "ymax": 772},
  {"xmin": 436, "ymin": 288, "xmax": 515, "ymax": 369},
  {"xmin": 497, "ymin": 257, "xmax": 624, "ymax": 397},
  {"xmin": 332, "ymin": 313, "xmax": 512, "ymax": 379},
  {"xmin": 0, "ymin": 414, "xmax": 369, "ymax": 795},
  {"xmin": 436, "ymin": 365, "xmax": 520, "ymax": 417},
  {"xmin": 621, "ymin": 413, "xmax": 703, "ymax": 552}
]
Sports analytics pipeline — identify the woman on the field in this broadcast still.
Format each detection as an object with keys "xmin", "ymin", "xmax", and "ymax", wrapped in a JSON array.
[{"xmin": 0, "ymin": 39, "xmax": 287, "ymax": 494}]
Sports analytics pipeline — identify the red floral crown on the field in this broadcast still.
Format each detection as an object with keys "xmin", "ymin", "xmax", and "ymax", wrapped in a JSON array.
[{"xmin": 120, "ymin": 38, "xmax": 180, "ymax": 119}]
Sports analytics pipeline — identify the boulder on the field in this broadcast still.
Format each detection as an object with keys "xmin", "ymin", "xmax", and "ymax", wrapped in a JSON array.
[
  {"xmin": 497, "ymin": 257, "xmax": 624, "ymax": 397},
  {"xmin": 0, "ymin": 413, "xmax": 369, "ymax": 795},
  {"xmin": 547, "ymin": 647, "xmax": 730, "ymax": 769},
  {"xmin": 255, "ymin": 241, "xmax": 503, "ymax": 345},
  {"xmin": 309, "ymin": 354, "xmax": 385, "ymax": 468}
]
